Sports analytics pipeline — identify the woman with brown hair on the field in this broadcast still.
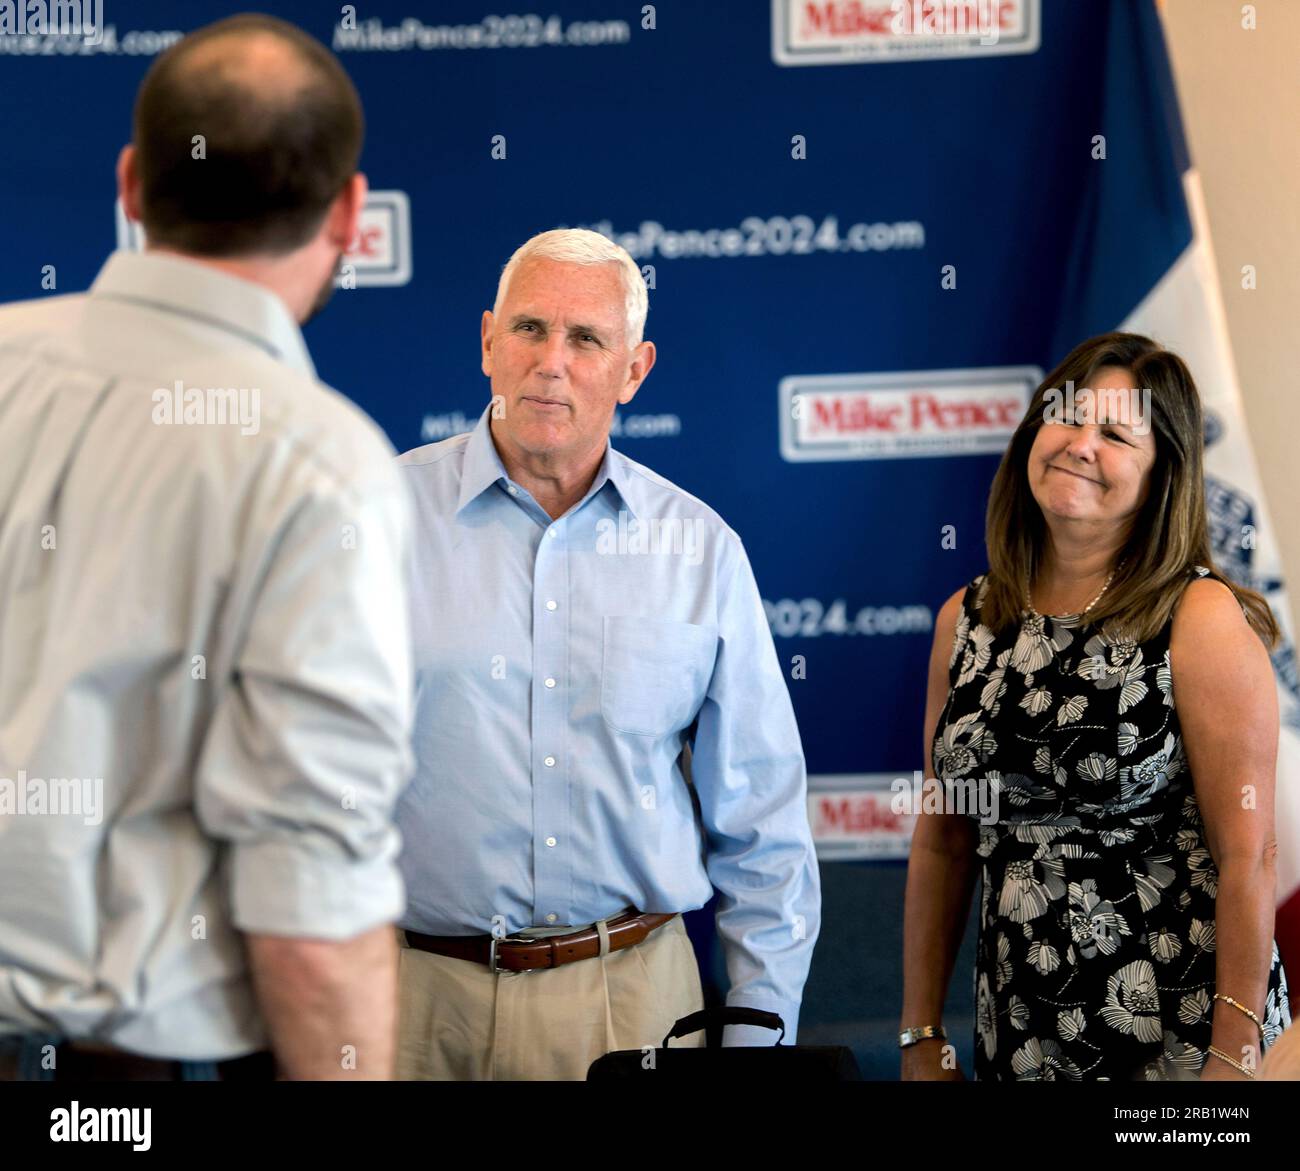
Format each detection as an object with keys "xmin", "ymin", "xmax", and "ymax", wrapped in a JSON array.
[{"xmin": 900, "ymin": 332, "xmax": 1291, "ymax": 1081}]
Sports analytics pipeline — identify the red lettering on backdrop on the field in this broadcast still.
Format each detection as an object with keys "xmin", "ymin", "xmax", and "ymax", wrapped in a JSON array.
[
  {"xmin": 818, "ymin": 795, "xmax": 904, "ymax": 833},
  {"xmin": 911, "ymin": 394, "xmax": 1021, "ymax": 430},
  {"xmin": 810, "ymin": 397, "xmax": 901, "ymax": 433},
  {"xmin": 801, "ymin": 2, "xmax": 894, "ymax": 38},
  {"xmin": 911, "ymin": 393, "xmax": 944, "ymax": 430},
  {"xmin": 349, "ymin": 226, "xmax": 382, "ymax": 259},
  {"xmin": 802, "ymin": 1, "xmax": 1016, "ymax": 41}
]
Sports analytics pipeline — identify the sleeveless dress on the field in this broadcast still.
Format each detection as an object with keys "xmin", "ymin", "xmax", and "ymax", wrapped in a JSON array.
[{"xmin": 933, "ymin": 566, "xmax": 1291, "ymax": 1080}]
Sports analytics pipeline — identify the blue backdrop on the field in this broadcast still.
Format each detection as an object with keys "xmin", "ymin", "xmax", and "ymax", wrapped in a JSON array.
[{"xmin": 1, "ymin": 0, "xmax": 1202, "ymax": 1073}]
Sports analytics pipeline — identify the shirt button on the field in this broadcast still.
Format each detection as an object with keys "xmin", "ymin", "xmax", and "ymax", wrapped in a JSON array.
[
  {"xmin": 547, "ymin": 527, "xmax": 558, "ymax": 539},
  {"xmin": 508, "ymin": 485, "xmax": 519, "ymax": 496},
  {"xmin": 545, "ymin": 913, "xmax": 558, "ymax": 923},
  {"xmin": 544, "ymin": 755, "xmax": 556, "ymax": 767},
  {"xmin": 545, "ymin": 600, "xmax": 557, "ymax": 611},
  {"xmin": 545, "ymin": 836, "xmax": 557, "ymax": 847},
  {"xmin": 544, "ymin": 677, "xmax": 556, "ymax": 689}
]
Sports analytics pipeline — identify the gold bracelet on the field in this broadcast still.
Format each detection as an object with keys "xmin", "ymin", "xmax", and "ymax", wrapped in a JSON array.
[
  {"xmin": 899, "ymin": 1025, "xmax": 947, "ymax": 1049},
  {"xmin": 1206, "ymin": 1045, "xmax": 1256, "ymax": 1079},
  {"xmin": 1213, "ymin": 994, "xmax": 1266, "ymax": 1039}
]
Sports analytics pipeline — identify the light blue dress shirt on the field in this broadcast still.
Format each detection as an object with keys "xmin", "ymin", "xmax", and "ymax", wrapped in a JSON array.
[{"xmin": 396, "ymin": 405, "xmax": 820, "ymax": 1041}]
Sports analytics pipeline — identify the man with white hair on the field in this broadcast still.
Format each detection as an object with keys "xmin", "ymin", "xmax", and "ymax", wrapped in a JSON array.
[{"xmin": 393, "ymin": 228, "xmax": 821, "ymax": 1079}]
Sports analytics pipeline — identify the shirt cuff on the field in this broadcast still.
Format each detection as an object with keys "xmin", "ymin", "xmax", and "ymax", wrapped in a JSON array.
[{"xmin": 228, "ymin": 836, "xmax": 405, "ymax": 939}]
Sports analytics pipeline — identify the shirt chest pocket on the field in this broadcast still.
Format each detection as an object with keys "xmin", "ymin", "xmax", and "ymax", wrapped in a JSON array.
[{"xmin": 601, "ymin": 616, "xmax": 719, "ymax": 737}]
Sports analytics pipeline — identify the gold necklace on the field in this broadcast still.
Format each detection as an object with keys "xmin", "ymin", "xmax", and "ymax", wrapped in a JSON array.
[{"xmin": 1025, "ymin": 560, "xmax": 1124, "ymax": 621}]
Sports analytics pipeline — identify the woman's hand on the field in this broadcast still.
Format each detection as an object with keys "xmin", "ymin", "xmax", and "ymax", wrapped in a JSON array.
[
  {"xmin": 900, "ymin": 1037, "xmax": 966, "ymax": 1081},
  {"xmin": 1200, "ymin": 1058, "xmax": 1252, "ymax": 1082},
  {"xmin": 900, "ymin": 586, "xmax": 978, "ymax": 1085}
]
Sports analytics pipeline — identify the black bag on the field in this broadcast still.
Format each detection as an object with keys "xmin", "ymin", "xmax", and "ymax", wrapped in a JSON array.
[{"xmin": 587, "ymin": 1006, "xmax": 861, "ymax": 1080}]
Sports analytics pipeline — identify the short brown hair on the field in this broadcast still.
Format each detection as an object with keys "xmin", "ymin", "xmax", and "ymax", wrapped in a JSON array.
[
  {"xmin": 983, "ymin": 332, "xmax": 1279, "ymax": 646},
  {"xmin": 133, "ymin": 14, "xmax": 363, "ymax": 257}
]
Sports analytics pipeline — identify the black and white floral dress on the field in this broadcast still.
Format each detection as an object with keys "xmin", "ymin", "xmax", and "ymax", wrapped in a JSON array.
[{"xmin": 933, "ymin": 566, "xmax": 1291, "ymax": 1080}]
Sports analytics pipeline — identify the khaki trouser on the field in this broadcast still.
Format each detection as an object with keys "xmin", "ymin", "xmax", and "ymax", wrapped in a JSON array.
[{"xmin": 396, "ymin": 914, "xmax": 706, "ymax": 1080}]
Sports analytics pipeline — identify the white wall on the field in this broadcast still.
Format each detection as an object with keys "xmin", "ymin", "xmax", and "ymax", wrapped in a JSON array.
[{"xmin": 1162, "ymin": 0, "xmax": 1300, "ymax": 632}]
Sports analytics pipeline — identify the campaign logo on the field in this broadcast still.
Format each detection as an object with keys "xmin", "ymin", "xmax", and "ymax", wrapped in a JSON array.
[
  {"xmin": 114, "ymin": 190, "xmax": 413, "ymax": 288},
  {"xmin": 771, "ymin": 0, "xmax": 1040, "ymax": 66},
  {"xmin": 779, "ymin": 366, "xmax": 1040, "ymax": 461},
  {"xmin": 808, "ymin": 774, "xmax": 916, "ymax": 861},
  {"xmin": 339, "ymin": 190, "xmax": 413, "ymax": 288}
]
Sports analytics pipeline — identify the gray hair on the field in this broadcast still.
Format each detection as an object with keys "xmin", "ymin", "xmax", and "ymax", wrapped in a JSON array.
[{"xmin": 492, "ymin": 228, "xmax": 648, "ymax": 347}]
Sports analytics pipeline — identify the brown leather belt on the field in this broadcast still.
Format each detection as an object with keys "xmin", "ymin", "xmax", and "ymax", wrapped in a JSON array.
[{"xmin": 404, "ymin": 910, "xmax": 677, "ymax": 972}]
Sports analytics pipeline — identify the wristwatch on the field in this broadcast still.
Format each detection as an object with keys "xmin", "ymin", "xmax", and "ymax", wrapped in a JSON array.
[{"xmin": 899, "ymin": 1025, "xmax": 948, "ymax": 1049}]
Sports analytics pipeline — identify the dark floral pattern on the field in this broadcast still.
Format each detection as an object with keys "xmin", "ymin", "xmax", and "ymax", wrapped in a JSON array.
[{"xmin": 935, "ymin": 567, "xmax": 1291, "ymax": 1080}]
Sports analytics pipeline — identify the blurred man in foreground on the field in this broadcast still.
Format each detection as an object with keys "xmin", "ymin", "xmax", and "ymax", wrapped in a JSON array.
[{"xmin": 0, "ymin": 15, "xmax": 413, "ymax": 1080}]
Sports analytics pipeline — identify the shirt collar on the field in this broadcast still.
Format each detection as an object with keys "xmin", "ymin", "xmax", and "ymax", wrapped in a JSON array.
[
  {"xmin": 89, "ymin": 250, "xmax": 316, "ymax": 379},
  {"xmin": 456, "ymin": 404, "xmax": 639, "ymax": 520}
]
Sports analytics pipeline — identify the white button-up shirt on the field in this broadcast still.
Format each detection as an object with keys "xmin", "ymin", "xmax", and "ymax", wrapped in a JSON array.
[{"xmin": 0, "ymin": 251, "xmax": 414, "ymax": 1059}]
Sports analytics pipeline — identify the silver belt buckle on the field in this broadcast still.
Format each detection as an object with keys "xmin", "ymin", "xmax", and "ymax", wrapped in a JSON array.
[{"xmin": 488, "ymin": 932, "xmax": 535, "ymax": 975}]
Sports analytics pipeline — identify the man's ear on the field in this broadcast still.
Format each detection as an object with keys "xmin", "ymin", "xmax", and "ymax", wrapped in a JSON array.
[
  {"xmin": 117, "ymin": 145, "xmax": 143, "ymax": 224},
  {"xmin": 325, "ymin": 172, "xmax": 368, "ymax": 252},
  {"xmin": 618, "ymin": 339, "xmax": 656, "ymax": 405},
  {"xmin": 481, "ymin": 310, "xmax": 496, "ymax": 377}
]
